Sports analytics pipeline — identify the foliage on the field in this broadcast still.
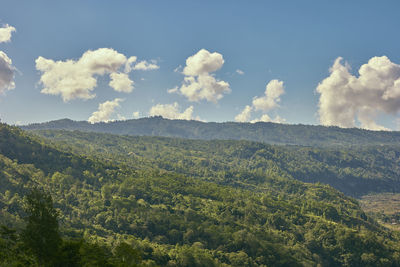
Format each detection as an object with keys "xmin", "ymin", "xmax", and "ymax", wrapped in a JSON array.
[
  {"xmin": 0, "ymin": 123, "xmax": 400, "ymax": 266},
  {"xmin": 31, "ymin": 129, "xmax": 400, "ymax": 196},
  {"xmin": 22, "ymin": 188, "xmax": 62, "ymax": 266}
]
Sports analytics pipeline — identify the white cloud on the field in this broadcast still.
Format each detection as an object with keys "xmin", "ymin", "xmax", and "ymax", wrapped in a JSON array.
[
  {"xmin": 252, "ymin": 79, "xmax": 284, "ymax": 111},
  {"xmin": 0, "ymin": 24, "xmax": 16, "ymax": 43},
  {"xmin": 36, "ymin": 48, "xmax": 158, "ymax": 102},
  {"xmin": 149, "ymin": 102, "xmax": 196, "ymax": 120},
  {"xmin": 0, "ymin": 24, "xmax": 16, "ymax": 95},
  {"xmin": 167, "ymin": 86, "xmax": 178, "ymax": 94},
  {"xmin": 251, "ymin": 114, "xmax": 286, "ymax": 123},
  {"xmin": 236, "ymin": 69, "xmax": 244, "ymax": 75},
  {"xmin": 174, "ymin": 65, "xmax": 182, "ymax": 73},
  {"xmin": 109, "ymin": 72, "xmax": 134, "ymax": 93},
  {"xmin": 183, "ymin": 49, "xmax": 224, "ymax": 76},
  {"xmin": 132, "ymin": 111, "xmax": 140, "ymax": 119},
  {"xmin": 179, "ymin": 74, "xmax": 230, "ymax": 102},
  {"xmin": 234, "ymin": 79, "xmax": 286, "ymax": 123},
  {"xmin": 133, "ymin": 60, "xmax": 159, "ymax": 71},
  {"xmin": 234, "ymin": 105, "xmax": 252, "ymax": 122},
  {"xmin": 317, "ymin": 56, "xmax": 400, "ymax": 130},
  {"xmin": 123, "ymin": 56, "xmax": 137, "ymax": 73},
  {"xmin": 0, "ymin": 51, "xmax": 15, "ymax": 94},
  {"xmin": 36, "ymin": 48, "xmax": 130, "ymax": 101},
  {"xmin": 88, "ymin": 98, "xmax": 124, "ymax": 124},
  {"xmin": 177, "ymin": 49, "xmax": 231, "ymax": 103}
]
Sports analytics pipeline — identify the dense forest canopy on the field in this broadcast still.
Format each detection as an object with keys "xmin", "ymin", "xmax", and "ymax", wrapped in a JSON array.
[
  {"xmin": 21, "ymin": 117, "xmax": 400, "ymax": 147},
  {"xmin": 1, "ymin": 123, "xmax": 400, "ymax": 265},
  {"xmin": 30, "ymin": 129, "xmax": 400, "ymax": 197}
]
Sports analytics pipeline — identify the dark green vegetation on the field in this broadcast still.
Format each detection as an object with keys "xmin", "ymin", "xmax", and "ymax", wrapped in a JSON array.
[
  {"xmin": 31, "ymin": 129, "xmax": 400, "ymax": 196},
  {"xmin": 1, "ymin": 123, "xmax": 400, "ymax": 266},
  {"xmin": 1, "ymin": 189, "xmax": 144, "ymax": 266},
  {"xmin": 22, "ymin": 117, "xmax": 400, "ymax": 147}
]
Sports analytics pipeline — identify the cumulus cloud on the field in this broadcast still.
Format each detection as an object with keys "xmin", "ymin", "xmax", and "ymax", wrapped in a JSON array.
[
  {"xmin": 180, "ymin": 75, "xmax": 230, "ymax": 103},
  {"xmin": 177, "ymin": 49, "xmax": 231, "ymax": 103},
  {"xmin": 234, "ymin": 105, "xmax": 252, "ymax": 122},
  {"xmin": 149, "ymin": 102, "xmax": 197, "ymax": 120},
  {"xmin": 183, "ymin": 49, "xmax": 224, "ymax": 76},
  {"xmin": 317, "ymin": 56, "xmax": 400, "ymax": 130},
  {"xmin": 235, "ymin": 79, "xmax": 286, "ymax": 123},
  {"xmin": 251, "ymin": 114, "xmax": 286, "ymax": 123},
  {"xmin": 133, "ymin": 60, "xmax": 159, "ymax": 70},
  {"xmin": 36, "ymin": 48, "xmax": 129, "ymax": 101},
  {"xmin": 0, "ymin": 24, "xmax": 16, "ymax": 43},
  {"xmin": 236, "ymin": 69, "xmax": 244, "ymax": 75},
  {"xmin": 0, "ymin": 24, "xmax": 16, "ymax": 95},
  {"xmin": 0, "ymin": 51, "xmax": 15, "ymax": 94},
  {"xmin": 88, "ymin": 98, "xmax": 124, "ymax": 124},
  {"xmin": 109, "ymin": 72, "xmax": 134, "ymax": 93},
  {"xmin": 252, "ymin": 79, "xmax": 284, "ymax": 111},
  {"xmin": 36, "ymin": 48, "xmax": 158, "ymax": 102}
]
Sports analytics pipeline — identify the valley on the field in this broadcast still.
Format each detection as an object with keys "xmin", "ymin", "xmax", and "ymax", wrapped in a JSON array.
[{"xmin": 1, "ymin": 121, "xmax": 400, "ymax": 266}]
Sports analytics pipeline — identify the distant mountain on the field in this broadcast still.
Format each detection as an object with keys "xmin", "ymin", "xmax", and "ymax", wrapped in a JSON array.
[{"xmin": 21, "ymin": 117, "xmax": 400, "ymax": 147}]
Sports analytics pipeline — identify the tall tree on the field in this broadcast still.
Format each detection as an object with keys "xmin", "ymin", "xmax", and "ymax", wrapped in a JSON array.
[{"xmin": 22, "ymin": 188, "xmax": 61, "ymax": 266}]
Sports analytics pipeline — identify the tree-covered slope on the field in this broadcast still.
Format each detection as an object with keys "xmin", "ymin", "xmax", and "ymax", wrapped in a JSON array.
[
  {"xmin": 21, "ymin": 117, "xmax": 400, "ymax": 147},
  {"xmin": 31, "ymin": 129, "xmax": 400, "ymax": 196},
  {"xmin": 1, "ymin": 123, "xmax": 400, "ymax": 266}
]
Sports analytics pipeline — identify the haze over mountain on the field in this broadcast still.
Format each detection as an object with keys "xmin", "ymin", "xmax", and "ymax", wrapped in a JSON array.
[{"xmin": 22, "ymin": 117, "xmax": 400, "ymax": 147}]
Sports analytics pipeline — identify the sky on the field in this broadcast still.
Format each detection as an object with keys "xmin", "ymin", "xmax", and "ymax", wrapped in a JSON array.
[{"xmin": 1, "ymin": 1, "xmax": 400, "ymax": 130}]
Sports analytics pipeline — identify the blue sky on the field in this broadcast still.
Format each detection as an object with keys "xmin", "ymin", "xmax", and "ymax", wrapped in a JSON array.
[{"xmin": 1, "ymin": 1, "xmax": 400, "ymax": 129}]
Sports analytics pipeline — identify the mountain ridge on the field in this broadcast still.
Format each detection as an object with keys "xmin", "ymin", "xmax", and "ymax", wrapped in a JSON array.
[{"xmin": 21, "ymin": 117, "xmax": 400, "ymax": 147}]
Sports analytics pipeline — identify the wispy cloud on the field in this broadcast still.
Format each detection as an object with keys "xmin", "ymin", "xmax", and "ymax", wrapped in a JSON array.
[
  {"xmin": 167, "ymin": 86, "xmax": 178, "ymax": 94},
  {"xmin": 174, "ymin": 65, "xmax": 182, "ymax": 73},
  {"xmin": 133, "ymin": 60, "xmax": 160, "ymax": 71},
  {"xmin": 236, "ymin": 69, "xmax": 244, "ymax": 75}
]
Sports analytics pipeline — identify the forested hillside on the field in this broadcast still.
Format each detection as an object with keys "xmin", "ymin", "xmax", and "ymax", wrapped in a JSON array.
[
  {"xmin": 1, "ymin": 123, "xmax": 400, "ymax": 266},
  {"xmin": 21, "ymin": 117, "xmax": 400, "ymax": 147},
  {"xmin": 31, "ymin": 129, "xmax": 400, "ymax": 196}
]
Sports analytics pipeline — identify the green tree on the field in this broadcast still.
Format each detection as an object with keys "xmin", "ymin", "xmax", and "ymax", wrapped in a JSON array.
[
  {"xmin": 22, "ymin": 188, "xmax": 62, "ymax": 266},
  {"xmin": 112, "ymin": 242, "xmax": 142, "ymax": 267}
]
